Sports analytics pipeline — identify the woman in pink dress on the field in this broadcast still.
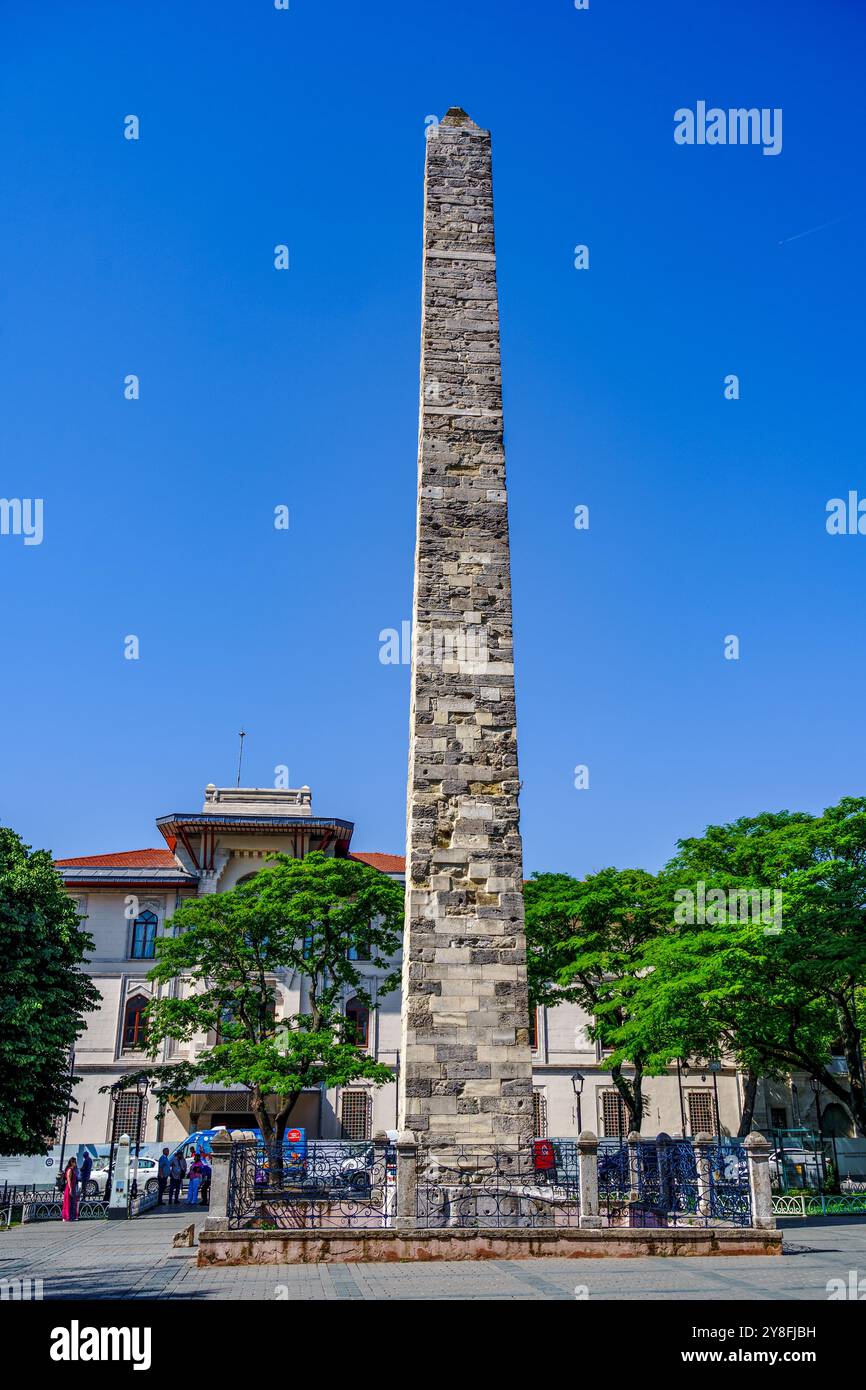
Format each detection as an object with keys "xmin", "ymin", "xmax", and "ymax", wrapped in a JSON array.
[{"xmin": 61, "ymin": 1157, "xmax": 79, "ymax": 1221}]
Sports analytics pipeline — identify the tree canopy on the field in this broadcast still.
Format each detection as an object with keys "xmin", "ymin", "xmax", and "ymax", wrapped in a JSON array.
[
  {"xmin": 525, "ymin": 867, "xmax": 669, "ymax": 1132},
  {"xmin": 0, "ymin": 827, "xmax": 98, "ymax": 1154},
  {"xmin": 525, "ymin": 796, "xmax": 866, "ymax": 1137},
  {"xmin": 116, "ymin": 852, "xmax": 405, "ymax": 1145}
]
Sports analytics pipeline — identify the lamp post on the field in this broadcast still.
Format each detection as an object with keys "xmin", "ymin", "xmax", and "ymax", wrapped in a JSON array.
[
  {"xmin": 104, "ymin": 1085, "xmax": 122, "ymax": 1201},
  {"xmin": 572, "ymin": 1070, "xmax": 585, "ymax": 1134},
  {"xmin": 676, "ymin": 1059, "xmax": 689, "ymax": 1137},
  {"xmin": 708, "ymin": 1059, "xmax": 722, "ymax": 1140},
  {"xmin": 56, "ymin": 1046, "xmax": 76, "ymax": 1193},
  {"xmin": 131, "ymin": 1076, "xmax": 148, "ymax": 1198},
  {"xmin": 809, "ymin": 1076, "xmax": 827, "ymax": 1188}
]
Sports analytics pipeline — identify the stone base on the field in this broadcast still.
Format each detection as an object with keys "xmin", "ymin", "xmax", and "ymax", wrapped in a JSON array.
[{"xmin": 197, "ymin": 1224, "xmax": 782, "ymax": 1264}]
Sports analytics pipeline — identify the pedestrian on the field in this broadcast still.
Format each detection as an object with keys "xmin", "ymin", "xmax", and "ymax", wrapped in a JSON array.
[
  {"xmin": 199, "ymin": 1155, "xmax": 212, "ymax": 1206},
  {"xmin": 61, "ymin": 1157, "xmax": 79, "ymax": 1222},
  {"xmin": 186, "ymin": 1153, "xmax": 203, "ymax": 1206},
  {"xmin": 157, "ymin": 1147, "xmax": 171, "ymax": 1206},
  {"xmin": 79, "ymin": 1150, "xmax": 93, "ymax": 1198},
  {"xmin": 168, "ymin": 1150, "xmax": 184, "ymax": 1205}
]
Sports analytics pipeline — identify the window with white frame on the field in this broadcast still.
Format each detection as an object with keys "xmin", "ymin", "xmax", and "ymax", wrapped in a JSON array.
[
  {"xmin": 122, "ymin": 994, "xmax": 149, "ymax": 1052},
  {"xmin": 340, "ymin": 1089, "xmax": 371, "ymax": 1141},
  {"xmin": 130, "ymin": 909, "xmax": 158, "ymax": 959},
  {"xmin": 345, "ymin": 997, "xmax": 370, "ymax": 1049}
]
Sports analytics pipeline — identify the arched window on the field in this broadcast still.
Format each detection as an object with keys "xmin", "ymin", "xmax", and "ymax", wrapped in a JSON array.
[
  {"xmin": 347, "ymin": 927, "xmax": 372, "ymax": 962},
  {"xmin": 122, "ymin": 994, "xmax": 149, "ymax": 1052},
  {"xmin": 130, "ymin": 910, "xmax": 158, "ymax": 959},
  {"xmin": 345, "ymin": 997, "xmax": 369, "ymax": 1049},
  {"xmin": 822, "ymin": 1103, "xmax": 855, "ymax": 1139}
]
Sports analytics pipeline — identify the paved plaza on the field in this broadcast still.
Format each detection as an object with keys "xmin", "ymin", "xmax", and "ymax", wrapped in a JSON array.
[{"xmin": 1, "ymin": 1209, "xmax": 865, "ymax": 1300}]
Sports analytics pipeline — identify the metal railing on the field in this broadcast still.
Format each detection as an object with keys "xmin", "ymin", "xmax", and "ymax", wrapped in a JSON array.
[
  {"xmin": 21, "ymin": 1196, "xmax": 109, "ymax": 1222},
  {"xmin": 598, "ymin": 1135, "xmax": 752, "ymax": 1228},
  {"xmin": 227, "ymin": 1139, "xmax": 396, "ymax": 1230},
  {"xmin": 773, "ymin": 1191, "xmax": 866, "ymax": 1218},
  {"xmin": 221, "ymin": 1132, "xmax": 762, "ymax": 1233},
  {"xmin": 415, "ymin": 1144, "xmax": 580, "ymax": 1229}
]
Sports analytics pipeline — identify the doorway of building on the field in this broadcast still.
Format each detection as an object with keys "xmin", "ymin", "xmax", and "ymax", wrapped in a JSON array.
[{"xmin": 208, "ymin": 1112, "xmax": 259, "ymax": 1130}]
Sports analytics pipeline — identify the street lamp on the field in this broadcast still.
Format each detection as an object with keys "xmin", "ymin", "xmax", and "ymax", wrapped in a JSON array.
[
  {"xmin": 708, "ymin": 1059, "xmax": 722, "ymax": 1140},
  {"xmin": 809, "ymin": 1076, "xmax": 828, "ymax": 1188},
  {"xmin": 57, "ymin": 1046, "xmax": 76, "ymax": 1193},
  {"xmin": 572, "ymin": 1071, "xmax": 585, "ymax": 1134},
  {"xmin": 104, "ymin": 1084, "xmax": 122, "ymax": 1201},
  {"xmin": 131, "ymin": 1076, "xmax": 148, "ymax": 1199},
  {"xmin": 676, "ymin": 1059, "xmax": 689, "ymax": 1137}
]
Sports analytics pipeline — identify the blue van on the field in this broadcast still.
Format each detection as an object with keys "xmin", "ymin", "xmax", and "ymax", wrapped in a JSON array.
[{"xmin": 171, "ymin": 1127, "xmax": 308, "ymax": 1183}]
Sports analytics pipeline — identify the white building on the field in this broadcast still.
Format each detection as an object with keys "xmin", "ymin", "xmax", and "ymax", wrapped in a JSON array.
[{"xmin": 56, "ymin": 783, "xmax": 790, "ymax": 1149}]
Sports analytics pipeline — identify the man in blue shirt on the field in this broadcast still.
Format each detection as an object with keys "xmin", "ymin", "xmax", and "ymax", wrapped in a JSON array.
[{"xmin": 157, "ymin": 1147, "xmax": 171, "ymax": 1206}]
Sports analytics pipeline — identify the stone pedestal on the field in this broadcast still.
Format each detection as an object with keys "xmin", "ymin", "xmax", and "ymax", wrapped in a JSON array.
[
  {"xmin": 203, "ymin": 1131, "xmax": 233, "ymax": 1230},
  {"xmin": 745, "ymin": 1131, "xmax": 776, "ymax": 1229},
  {"xmin": 395, "ymin": 1132, "xmax": 418, "ymax": 1230},
  {"xmin": 578, "ymin": 1130, "xmax": 602, "ymax": 1228}
]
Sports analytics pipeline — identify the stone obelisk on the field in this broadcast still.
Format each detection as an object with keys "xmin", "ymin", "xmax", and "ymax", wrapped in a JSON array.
[{"xmin": 398, "ymin": 108, "xmax": 533, "ymax": 1147}]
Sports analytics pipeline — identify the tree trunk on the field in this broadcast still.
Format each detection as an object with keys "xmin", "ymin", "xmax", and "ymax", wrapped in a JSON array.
[
  {"xmin": 611, "ymin": 1062, "xmax": 643, "ymax": 1134},
  {"xmin": 737, "ymin": 1069, "xmax": 758, "ymax": 1137},
  {"xmin": 832, "ymin": 993, "xmax": 866, "ymax": 1138},
  {"xmin": 274, "ymin": 1094, "xmax": 302, "ymax": 1145},
  {"xmin": 250, "ymin": 1089, "xmax": 273, "ymax": 1144}
]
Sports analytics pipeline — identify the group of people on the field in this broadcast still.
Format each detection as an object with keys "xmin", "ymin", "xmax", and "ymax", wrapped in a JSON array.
[
  {"xmin": 58, "ymin": 1144, "xmax": 212, "ymax": 1222},
  {"xmin": 60, "ymin": 1151, "xmax": 93, "ymax": 1222},
  {"xmin": 157, "ymin": 1146, "xmax": 211, "ymax": 1207}
]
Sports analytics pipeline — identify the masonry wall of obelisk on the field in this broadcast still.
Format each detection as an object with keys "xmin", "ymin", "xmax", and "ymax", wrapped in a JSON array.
[{"xmin": 397, "ymin": 108, "xmax": 534, "ymax": 1146}]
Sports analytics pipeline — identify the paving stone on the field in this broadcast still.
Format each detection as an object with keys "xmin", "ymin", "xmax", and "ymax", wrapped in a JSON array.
[{"xmin": 2, "ymin": 1209, "xmax": 865, "ymax": 1300}]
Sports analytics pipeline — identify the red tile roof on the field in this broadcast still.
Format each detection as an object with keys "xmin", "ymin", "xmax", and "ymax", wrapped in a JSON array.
[
  {"xmin": 350, "ymin": 852, "xmax": 405, "ymax": 874},
  {"xmin": 55, "ymin": 849, "xmax": 180, "ymax": 868},
  {"xmin": 56, "ymin": 847, "xmax": 406, "ymax": 875}
]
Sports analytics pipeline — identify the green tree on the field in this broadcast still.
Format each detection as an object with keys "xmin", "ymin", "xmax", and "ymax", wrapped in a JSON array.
[
  {"xmin": 655, "ymin": 799, "xmax": 866, "ymax": 1135},
  {"xmin": 524, "ymin": 868, "xmax": 669, "ymax": 1133},
  {"xmin": 620, "ymin": 911, "xmax": 840, "ymax": 1136},
  {"xmin": 115, "ymin": 852, "xmax": 404, "ymax": 1148},
  {"xmin": 0, "ymin": 827, "xmax": 99, "ymax": 1154}
]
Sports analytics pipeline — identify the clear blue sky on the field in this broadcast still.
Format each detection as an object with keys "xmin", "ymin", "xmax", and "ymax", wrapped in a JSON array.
[{"xmin": 2, "ymin": 0, "xmax": 864, "ymax": 875}]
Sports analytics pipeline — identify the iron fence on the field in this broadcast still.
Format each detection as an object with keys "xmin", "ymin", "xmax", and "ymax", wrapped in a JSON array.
[
  {"xmin": 221, "ymin": 1133, "xmax": 756, "ymax": 1232},
  {"xmin": 773, "ymin": 1191, "xmax": 866, "ymax": 1218},
  {"xmin": 415, "ymin": 1145, "xmax": 581, "ymax": 1229},
  {"xmin": 598, "ymin": 1136, "xmax": 751, "ymax": 1228},
  {"xmin": 0, "ymin": 1183, "xmax": 55, "ymax": 1207},
  {"xmin": 227, "ymin": 1139, "xmax": 396, "ymax": 1229},
  {"xmin": 21, "ymin": 1196, "xmax": 109, "ymax": 1222}
]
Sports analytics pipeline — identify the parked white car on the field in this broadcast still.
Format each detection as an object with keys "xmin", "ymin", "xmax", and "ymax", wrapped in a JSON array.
[{"xmin": 87, "ymin": 1154, "xmax": 162, "ymax": 1196}]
